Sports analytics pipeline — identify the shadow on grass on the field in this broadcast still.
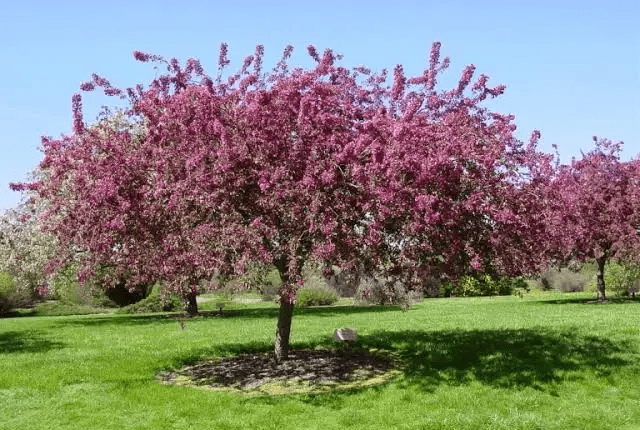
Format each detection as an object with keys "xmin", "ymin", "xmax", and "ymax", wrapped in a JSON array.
[
  {"xmin": 197, "ymin": 326, "xmax": 636, "ymax": 409},
  {"xmin": 294, "ymin": 304, "xmax": 404, "ymax": 317},
  {"xmin": 49, "ymin": 304, "xmax": 404, "ymax": 328},
  {"xmin": 161, "ymin": 325, "xmax": 635, "ymax": 406},
  {"xmin": 532, "ymin": 295, "xmax": 640, "ymax": 305},
  {"xmin": 356, "ymin": 328, "xmax": 633, "ymax": 392},
  {"xmin": 0, "ymin": 330, "xmax": 65, "ymax": 354},
  {"xmin": 194, "ymin": 304, "xmax": 402, "ymax": 320}
]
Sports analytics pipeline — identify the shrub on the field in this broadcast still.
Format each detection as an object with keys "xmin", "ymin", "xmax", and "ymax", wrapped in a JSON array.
[
  {"xmin": 355, "ymin": 277, "xmax": 422, "ymax": 309},
  {"xmin": 585, "ymin": 260, "xmax": 640, "ymax": 296},
  {"xmin": 0, "ymin": 271, "xmax": 18, "ymax": 314},
  {"xmin": 325, "ymin": 265, "xmax": 436, "ymax": 299},
  {"xmin": 116, "ymin": 285, "xmax": 182, "ymax": 314},
  {"xmin": 296, "ymin": 285, "xmax": 338, "ymax": 307},
  {"xmin": 50, "ymin": 263, "xmax": 99, "ymax": 305},
  {"xmin": 215, "ymin": 265, "xmax": 282, "ymax": 302},
  {"xmin": 325, "ymin": 266, "xmax": 360, "ymax": 298},
  {"xmin": 0, "ymin": 271, "xmax": 34, "ymax": 315},
  {"xmin": 236, "ymin": 266, "xmax": 283, "ymax": 302},
  {"xmin": 442, "ymin": 274, "xmax": 527, "ymax": 297},
  {"xmin": 538, "ymin": 268, "xmax": 588, "ymax": 292},
  {"xmin": 49, "ymin": 264, "xmax": 151, "ymax": 308},
  {"xmin": 288, "ymin": 261, "xmax": 342, "ymax": 307}
]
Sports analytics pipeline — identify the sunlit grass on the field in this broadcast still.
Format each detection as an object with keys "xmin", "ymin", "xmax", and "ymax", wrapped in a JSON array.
[
  {"xmin": 1, "ymin": 292, "xmax": 640, "ymax": 429},
  {"xmin": 10, "ymin": 301, "xmax": 115, "ymax": 317}
]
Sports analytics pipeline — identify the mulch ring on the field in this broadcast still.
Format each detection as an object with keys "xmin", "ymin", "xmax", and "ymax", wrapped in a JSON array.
[{"xmin": 157, "ymin": 348, "xmax": 401, "ymax": 395}]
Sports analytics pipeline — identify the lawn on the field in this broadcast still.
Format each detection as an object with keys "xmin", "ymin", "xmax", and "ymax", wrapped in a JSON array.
[{"xmin": 1, "ymin": 292, "xmax": 640, "ymax": 429}]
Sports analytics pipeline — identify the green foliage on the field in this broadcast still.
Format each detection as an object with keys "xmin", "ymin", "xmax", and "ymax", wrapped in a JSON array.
[
  {"xmin": 116, "ymin": 285, "xmax": 182, "ymax": 314},
  {"xmin": 259, "ymin": 269, "xmax": 282, "ymax": 302},
  {"xmin": 0, "ymin": 271, "xmax": 18, "ymax": 314},
  {"xmin": 49, "ymin": 263, "xmax": 146, "ymax": 308},
  {"xmin": 226, "ymin": 263, "xmax": 281, "ymax": 292},
  {"xmin": 296, "ymin": 285, "xmax": 338, "ymax": 307},
  {"xmin": 0, "ymin": 271, "xmax": 17, "ymax": 292},
  {"xmin": 212, "ymin": 264, "xmax": 282, "ymax": 302},
  {"xmin": 50, "ymin": 263, "xmax": 99, "ymax": 305},
  {"xmin": 442, "ymin": 274, "xmax": 527, "ymax": 297},
  {"xmin": 0, "ymin": 271, "xmax": 35, "ymax": 314},
  {"xmin": 585, "ymin": 260, "xmax": 640, "ymax": 296}
]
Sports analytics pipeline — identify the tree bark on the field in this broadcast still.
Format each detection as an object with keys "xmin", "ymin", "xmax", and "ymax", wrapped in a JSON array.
[
  {"xmin": 274, "ymin": 298, "xmax": 294, "ymax": 362},
  {"xmin": 184, "ymin": 291, "xmax": 198, "ymax": 315},
  {"xmin": 595, "ymin": 256, "xmax": 607, "ymax": 303}
]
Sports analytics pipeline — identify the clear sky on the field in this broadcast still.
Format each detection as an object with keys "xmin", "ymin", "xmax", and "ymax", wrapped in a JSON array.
[{"xmin": 1, "ymin": 0, "xmax": 638, "ymax": 213}]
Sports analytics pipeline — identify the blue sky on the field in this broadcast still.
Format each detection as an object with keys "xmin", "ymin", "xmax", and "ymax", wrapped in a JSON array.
[{"xmin": 1, "ymin": 0, "xmax": 638, "ymax": 212}]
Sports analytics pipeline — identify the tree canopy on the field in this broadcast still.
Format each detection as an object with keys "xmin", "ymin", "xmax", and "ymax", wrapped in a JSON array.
[
  {"xmin": 1, "ymin": 181, "xmax": 54, "ymax": 297},
  {"xmin": 548, "ymin": 138, "xmax": 640, "ymax": 301},
  {"xmin": 17, "ymin": 42, "xmax": 552, "ymax": 359}
]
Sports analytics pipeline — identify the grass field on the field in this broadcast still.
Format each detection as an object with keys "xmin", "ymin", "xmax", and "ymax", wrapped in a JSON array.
[{"xmin": 1, "ymin": 292, "xmax": 640, "ymax": 429}]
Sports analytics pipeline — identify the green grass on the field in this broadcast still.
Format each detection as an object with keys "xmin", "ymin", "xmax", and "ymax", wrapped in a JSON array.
[
  {"xmin": 2, "ymin": 291, "xmax": 640, "ymax": 429},
  {"xmin": 9, "ymin": 301, "xmax": 115, "ymax": 317}
]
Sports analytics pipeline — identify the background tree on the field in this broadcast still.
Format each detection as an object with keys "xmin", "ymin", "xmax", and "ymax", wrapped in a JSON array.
[
  {"xmin": 1, "ymin": 182, "xmax": 55, "ymax": 298},
  {"xmin": 20, "ymin": 42, "xmax": 550, "ymax": 360},
  {"xmin": 549, "ymin": 138, "xmax": 640, "ymax": 302}
]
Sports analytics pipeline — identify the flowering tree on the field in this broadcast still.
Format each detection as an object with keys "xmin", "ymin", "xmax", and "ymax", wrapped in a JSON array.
[
  {"xmin": 549, "ymin": 138, "xmax": 640, "ymax": 302},
  {"xmin": 0, "ymin": 190, "xmax": 54, "ymax": 297},
  {"xmin": 19, "ymin": 42, "xmax": 550, "ymax": 360}
]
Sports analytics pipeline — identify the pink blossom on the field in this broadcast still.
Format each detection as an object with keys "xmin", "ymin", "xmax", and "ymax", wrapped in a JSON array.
[
  {"xmin": 391, "ymin": 65, "xmax": 405, "ymax": 101},
  {"xmin": 470, "ymin": 256, "xmax": 483, "ymax": 271},
  {"xmin": 17, "ymin": 41, "xmax": 565, "ymax": 359},
  {"xmin": 71, "ymin": 93, "xmax": 84, "ymax": 134},
  {"xmin": 133, "ymin": 51, "xmax": 150, "ymax": 62},
  {"xmin": 218, "ymin": 43, "xmax": 231, "ymax": 69},
  {"xmin": 80, "ymin": 82, "xmax": 95, "ymax": 91},
  {"xmin": 307, "ymin": 45, "xmax": 320, "ymax": 63},
  {"xmin": 456, "ymin": 64, "xmax": 476, "ymax": 95},
  {"xmin": 429, "ymin": 41, "xmax": 441, "ymax": 68}
]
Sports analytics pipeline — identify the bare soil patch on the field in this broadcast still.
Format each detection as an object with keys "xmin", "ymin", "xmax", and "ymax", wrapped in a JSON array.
[{"xmin": 158, "ymin": 348, "xmax": 399, "ymax": 395}]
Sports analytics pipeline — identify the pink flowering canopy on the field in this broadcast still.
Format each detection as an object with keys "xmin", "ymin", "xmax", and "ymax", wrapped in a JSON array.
[
  {"xmin": 549, "ymin": 138, "xmax": 640, "ymax": 287},
  {"xmin": 559, "ymin": 139, "xmax": 640, "ymax": 258},
  {"xmin": 21, "ymin": 42, "xmax": 553, "ymax": 358}
]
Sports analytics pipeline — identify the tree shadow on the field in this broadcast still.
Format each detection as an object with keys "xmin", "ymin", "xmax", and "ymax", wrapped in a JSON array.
[
  {"xmin": 294, "ymin": 304, "xmax": 404, "ymax": 317},
  {"xmin": 208, "ymin": 326, "xmax": 634, "ymax": 407},
  {"xmin": 51, "ymin": 313, "xmax": 180, "ymax": 328},
  {"xmin": 198, "ymin": 304, "xmax": 402, "ymax": 319},
  {"xmin": 0, "ymin": 330, "xmax": 65, "ymax": 354},
  {"xmin": 533, "ymin": 296, "xmax": 640, "ymax": 306},
  {"xmin": 51, "ymin": 304, "xmax": 404, "ymax": 328},
  {"xmin": 356, "ymin": 328, "xmax": 633, "ymax": 392}
]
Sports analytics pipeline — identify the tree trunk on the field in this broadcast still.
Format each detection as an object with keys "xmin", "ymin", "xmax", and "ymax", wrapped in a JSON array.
[
  {"xmin": 273, "ymin": 255, "xmax": 302, "ymax": 362},
  {"xmin": 595, "ymin": 256, "xmax": 607, "ymax": 303},
  {"xmin": 184, "ymin": 291, "xmax": 198, "ymax": 315},
  {"xmin": 274, "ymin": 298, "xmax": 294, "ymax": 362}
]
